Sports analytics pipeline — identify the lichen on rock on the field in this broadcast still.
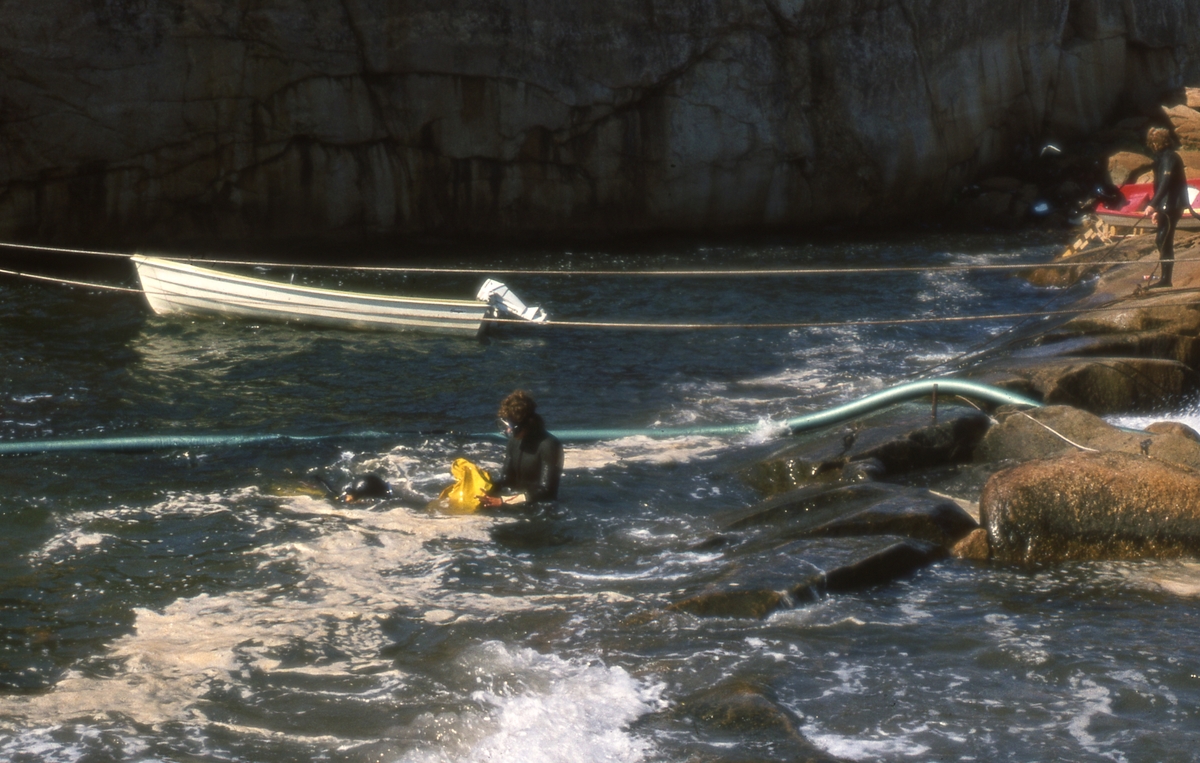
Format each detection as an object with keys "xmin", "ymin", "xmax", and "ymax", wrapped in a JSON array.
[{"xmin": 981, "ymin": 451, "xmax": 1200, "ymax": 563}]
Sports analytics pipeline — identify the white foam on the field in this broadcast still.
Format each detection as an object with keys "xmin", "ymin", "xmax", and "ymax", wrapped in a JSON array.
[
  {"xmin": 983, "ymin": 613, "xmax": 1050, "ymax": 666},
  {"xmin": 564, "ymin": 435, "xmax": 731, "ymax": 470},
  {"xmin": 0, "ymin": 725, "xmax": 151, "ymax": 763},
  {"xmin": 805, "ymin": 727, "xmax": 931, "ymax": 760},
  {"xmin": 738, "ymin": 366, "xmax": 833, "ymax": 391},
  {"xmin": 1130, "ymin": 561, "xmax": 1200, "ymax": 597},
  {"xmin": 1110, "ymin": 668, "xmax": 1178, "ymax": 707},
  {"xmin": 820, "ymin": 663, "xmax": 869, "ymax": 698},
  {"xmin": 1109, "ymin": 408, "xmax": 1200, "ymax": 435},
  {"xmin": 30, "ymin": 488, "xmax": 257, "ymax": 565},
  {"xmin": 358, "ymin": 437, "xmax": 734, "ymax": 485},
  {"xmin": 908, "ymin": 350, "xmax": 958, "ymax": 363},
  {"xmin": 37, "ymin": 531, "xmax": 108, "ymax": 559},
  {"xmin": 398, "ymin": 641, "xmax": 666, "ymax": 763},
  {"xmin": 548, "ymin": 559, "xmax": 698, "ymax": 583},
  {"xmin": 0, "ymin": 490, "xmax": 515, "ymax": 731},
  {"xmin": 2, "ymin": 480, "xmax": 669, "ymax": 759},
  {"xmin": 12, "ymin": 393, "xmax": 54, "ymax": 403},
  {"xmin": 1065, "ymin": 678, "xmax": 1124, "ymax": 763}
]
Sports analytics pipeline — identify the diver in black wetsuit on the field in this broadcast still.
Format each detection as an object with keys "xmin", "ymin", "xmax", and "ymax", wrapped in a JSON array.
[
  {"xmin": 1142, "ymin": 126, "xmax": 1191, "ymax": 289},
  {"xmin": 478, "ymin": 390, "xmax": 563, "ymax": 509},
  {"xmin": 340, "ymin": 473, "xmax": 391, "ymax": 502}
]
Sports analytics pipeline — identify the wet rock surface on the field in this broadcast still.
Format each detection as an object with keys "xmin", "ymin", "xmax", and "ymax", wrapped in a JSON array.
[
  {"xmin": 669, "ymin": 480, "xmax": 974, "ymax": 619},
  {"xmin": 950, "ymin": 528, "xmax": 990, "ymax": 560},
  {"xmin": 975, "ymin": 405, "xmax": 1200, "ymax": 469},
  {"xmin": 678, "ymin": 679, "xmax": 847, "ymax": 762},
  {"xmin": 981, "ymin": 451, "xmax": 1200, "ymax": 563},
  {"xmin": 726, "ymin": 482, "xmax": 979, "ymax": 549},
  {"xmin": 679, "ymin": 222, "xmax": 1200, "ymax": 617},
  {"xmin": 961, "ymin": 231, "xmax": 1200, "ymax": 564},
  {"xmin": 1038, "ymin": 229, "xmax": 1200, "ymax": 298},
  {"xmin": 670, "ymin": 538, "xmax": 947, "ymax": 619},
  {"xmin": 969, "ymin": 356, "xmax": 1199, "ymax": 414},
  {"xmin": 810, "ymin": 540, "xmax": 947, "ymax": 595},
  {"xmin": 1023, "ymin": 331, "xmax": 1200, "ymax": 369},
  {"xmin": 745, "ymin": 410, "xmax": 991, "ymax": 495},
  {"xmin": 1055, "ymin": 289, "xmax": 1200, "ymax": 339},
  {"xmin": 668, "ymin": 587, "xmax": 792, "ymax": 620},
  {"xmin": 1145, "ymin": 421, "xmax": 1200, "ymax": 441}
]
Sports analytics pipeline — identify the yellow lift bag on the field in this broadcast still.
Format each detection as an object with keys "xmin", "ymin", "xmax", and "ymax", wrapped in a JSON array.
[{"xmin": 432, "ymin": 458, "xmax": 493, "ymax": 514}]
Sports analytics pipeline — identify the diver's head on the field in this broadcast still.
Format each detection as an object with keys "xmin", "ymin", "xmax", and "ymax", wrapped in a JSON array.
[
  {"xmin": 1147, "ymin": 126, "xmax": 1172, "ymax": 152},
  {"xmin": 340, "ymin": 473, "xmax": 391, "ymax": 502},
  {"xmin": 497, "ymin": 389, "xmax": 537, "ymax": 438}
]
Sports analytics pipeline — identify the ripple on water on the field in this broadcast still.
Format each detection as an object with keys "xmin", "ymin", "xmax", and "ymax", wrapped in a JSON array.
[{"xmin": 6, "ymin": 234, "xmax": 1200, "ymax": 762}]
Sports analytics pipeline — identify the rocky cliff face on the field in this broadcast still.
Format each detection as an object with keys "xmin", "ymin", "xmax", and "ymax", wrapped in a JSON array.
[{"xmin": 0, "ymin": 0, "xmax": 1197, "ymax": 245}]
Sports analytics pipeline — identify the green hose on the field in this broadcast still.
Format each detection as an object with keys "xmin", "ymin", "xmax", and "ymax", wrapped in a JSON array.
[{"xmin": 0, "ymin": 378, "xmax": 1039, "ymax": 456}]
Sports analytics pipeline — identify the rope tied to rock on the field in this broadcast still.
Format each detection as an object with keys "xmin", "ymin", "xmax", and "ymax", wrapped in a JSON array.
[{"xmin": 1016, "ymin": 413, "xmax": 1101, "ymax": 453}]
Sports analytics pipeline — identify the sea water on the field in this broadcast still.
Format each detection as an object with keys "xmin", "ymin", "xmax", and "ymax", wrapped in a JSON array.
[{"xmin": 2, "ymin": 233, "xmax": 1199, "ymax": 762}]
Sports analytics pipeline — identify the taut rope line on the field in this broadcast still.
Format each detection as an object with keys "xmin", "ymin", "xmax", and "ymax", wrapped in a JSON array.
[
  {"xmin": 0, "ymin": 266, "xmax": 143, "ymax": 294},
  {"xmin": 0, "ymin": 242, "xmax": 132, "ymax": 259},
  {"xmin": 0, "ymin": 239, "xmax": 1187, "ymax": 277},
  {"xmin": 4, "ymin": 262, "xmax": 1198, "ymax": 330},
  {"xmin": 480, "ymin": 294, "xmax": 1200, "ymax": 330}
]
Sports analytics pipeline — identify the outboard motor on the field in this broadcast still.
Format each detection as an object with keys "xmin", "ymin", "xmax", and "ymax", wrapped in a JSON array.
[{"xmin": 476, "ymin": 279, "xmax": 548, "ymax": 323}]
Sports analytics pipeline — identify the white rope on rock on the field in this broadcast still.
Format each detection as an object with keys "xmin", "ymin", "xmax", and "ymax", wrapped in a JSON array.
[{"xmin": 1016, "ymin": 412, "xmax": 1101, "ymax": 452}]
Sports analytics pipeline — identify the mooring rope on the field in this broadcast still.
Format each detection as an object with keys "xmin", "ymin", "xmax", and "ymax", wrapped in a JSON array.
[
  {"xmin": 5, "ymin": 263, "xmax": 1198, "ymax": 331},
  {"xmin": 0, "ymin": 266, "xmax": 143, "ymax": 294},
  {"xmin": 0, "ymin": 239, "xmax": 1187, "ymax": 277},
  {"xmin": 0, "ymin": 241, "xmax": 132, "ymax": 259},
  {"xmin": 907, "ymin": 281, "xmax": 1079, "ymax": 379},
  {"xmin": 479, "ymin": 293, "xmax": 1200, "ymax": 330},
  {"xmin": 135, "ymin": 257, "xmax": 1183, "ymax": 276}
]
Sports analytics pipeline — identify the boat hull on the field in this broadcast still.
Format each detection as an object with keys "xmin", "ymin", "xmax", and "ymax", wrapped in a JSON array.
[
  {"xmin": 1095, "ymin": 180, "xmax": 1200, "ymax": 231},
  {"xmin": 132, "ymin": 255, "xmax": 490, "ymax": 336}
]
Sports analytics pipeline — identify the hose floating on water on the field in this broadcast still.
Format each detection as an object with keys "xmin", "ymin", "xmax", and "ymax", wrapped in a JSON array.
[{"xmin": 0, "ymin": 378, "xmax": 1039, "ymax": 456}]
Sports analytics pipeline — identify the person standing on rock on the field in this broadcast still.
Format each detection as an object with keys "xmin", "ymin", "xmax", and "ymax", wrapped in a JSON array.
[{"xmin": 1142, "ymin": 126, "xmax": 1191, "ymax": 288}]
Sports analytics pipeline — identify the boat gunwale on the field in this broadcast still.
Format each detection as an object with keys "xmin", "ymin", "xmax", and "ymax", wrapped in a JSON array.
[
  {"xmin": 1096, "ymin": 179, "xmax": 1200, "ymax": 220},
  {"xmin": 131, "ymin": 254, "xmax": 488, "ymax": 310}
]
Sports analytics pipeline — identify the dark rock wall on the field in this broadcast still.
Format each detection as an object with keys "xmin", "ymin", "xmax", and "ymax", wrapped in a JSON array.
[{"xmin": 1, "ymin": 0, "xmax": 1198, "ymax": 244}]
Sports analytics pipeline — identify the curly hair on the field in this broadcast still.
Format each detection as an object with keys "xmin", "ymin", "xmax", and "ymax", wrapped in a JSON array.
[
  {"xmin": 498, "ymin": 390, "xmax": 537, "ymax": 424},
  {"xmin": 1147, "ymin": 126, "xmax": 1173, "ymax": 152}
]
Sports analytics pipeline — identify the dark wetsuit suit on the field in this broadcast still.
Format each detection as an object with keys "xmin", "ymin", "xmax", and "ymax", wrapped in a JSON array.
[
  {"xmin": 493, "ymin": 414, "xmax": 562, "ymax": 503},
  {"xmin": 1149, "ymin": 148, "xmax": 1190, "ymax": 286}
]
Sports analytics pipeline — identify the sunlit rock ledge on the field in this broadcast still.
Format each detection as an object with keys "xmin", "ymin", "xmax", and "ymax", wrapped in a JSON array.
[
  {"xmin": 661, "ymin": 233, "xmax": 1200, "ymax": 616},
  {"xmin": 1, "ymin": 0, "xmax": 1198, "ymax": 245}
]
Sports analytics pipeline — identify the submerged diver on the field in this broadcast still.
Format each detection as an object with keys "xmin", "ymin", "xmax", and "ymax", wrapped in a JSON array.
[
  {"xmin": 340, "ymin": 473, "xmax": 392, "ymax": 502},
  {"xmin": 478, "ymin": 390, "xmax": 563, "ymax": 508},
  {"xmin": 1142, "ymin": 126, "xmax": 1192, "ymax": 289},
  {"xmin": 308, "ymin": 470, "xmax": 392, "ymax": 502}
]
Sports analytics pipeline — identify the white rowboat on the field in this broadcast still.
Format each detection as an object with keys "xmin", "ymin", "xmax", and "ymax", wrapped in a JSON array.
[{"xmin": 132, "ymin": 255, "xmax": 546, "ymax": 336}]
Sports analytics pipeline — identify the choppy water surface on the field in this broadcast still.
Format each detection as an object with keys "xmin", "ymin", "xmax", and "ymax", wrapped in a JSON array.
[{"xmin": 3, "ymin": 234, "xmax": 1200, "ymax": 762}]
